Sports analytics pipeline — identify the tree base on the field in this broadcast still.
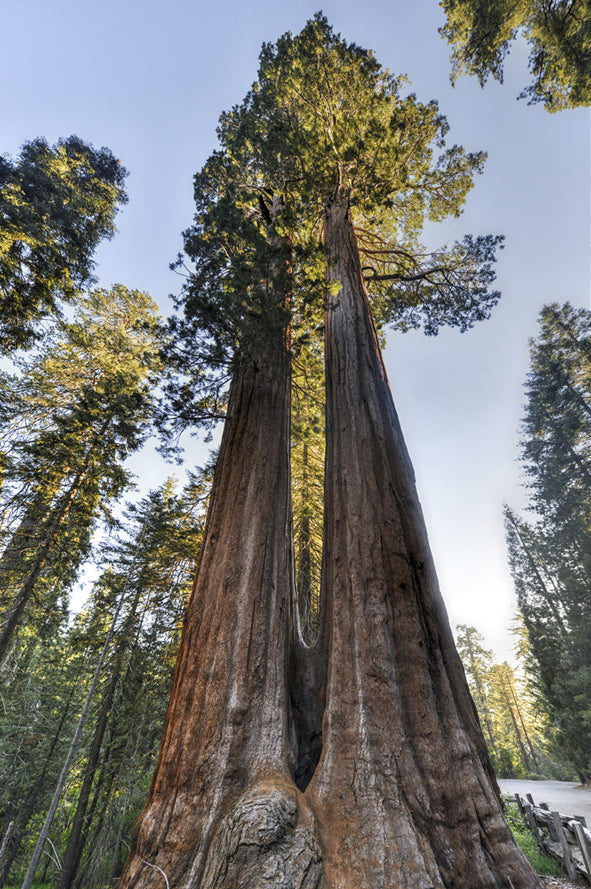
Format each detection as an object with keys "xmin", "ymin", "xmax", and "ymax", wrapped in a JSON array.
[{"xmin": 200, "ymin": 779, "xmax": 322, "ymax": 889}]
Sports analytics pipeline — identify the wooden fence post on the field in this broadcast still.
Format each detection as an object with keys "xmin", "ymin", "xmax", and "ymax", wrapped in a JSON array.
[
  {"xmin": 552, "ymin": 811, "xmax": 577, "ymax": 881},
  {"xmin": 572, "ymin": 820, "xmax": 591, "ymax": 880},
  {"xmin": 524, "ymin": 806, "xmax": 545, "ymax": 853}
]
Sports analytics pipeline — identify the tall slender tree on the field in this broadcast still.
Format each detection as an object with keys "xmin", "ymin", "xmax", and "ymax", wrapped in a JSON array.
[
  {"xmin": 456, "ymin": 624, "xmax": 498, "ymax": 757},
  {"xmin": 292, "ymin": 338, "xmax": 324, "ymax": 643},
  {"xmin": 56, "ymin": 477, "xmax": 207, "ymax": 889},
  {"xmin": 0, "ymin": 626, "xmax": 89, "ymax": 887},
  {"xmin": 456, "ymin": 625, "xmax": 549, "ymax": 778},
  {"xmin": 0, "ymin": 285, "xmax": 161, "ymax": 666},
  {"xmin": 505, "ymin": 302, "xmax": 591, "ymax": 783},
  {"xmin": 0, "ymin": 476, "xmax": 206, "ymax": 889}
]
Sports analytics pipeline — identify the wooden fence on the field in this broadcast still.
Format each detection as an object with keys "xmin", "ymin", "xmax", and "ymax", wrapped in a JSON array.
[{"xmin": 509, "ymin": 792, "xmax": 591, "ymax": 882}]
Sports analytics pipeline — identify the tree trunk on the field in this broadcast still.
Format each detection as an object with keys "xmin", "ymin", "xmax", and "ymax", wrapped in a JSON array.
[
  {"xmin": 117, "ymin": 323, "xmax": 322, "ymax": 889},
  {"xmin": 0, "ymin": 507, "xmax": 39, "ymax": 592},
  {"xmin": 56, "ymin": 666, "xmax": 120, "ymax": 889},
  {"xmin": 464, "ymin": 637, "xmax": 498, "ymax": 758},
  {"xmin": 117, "ymin": 195, "xmax": 543, "ymax": 888},
  {"xmin": 0, "ymin": 414, "xmax": 111, "ymax": 666},
  {"xmin": 502, "ymin": 687, "xmax": 533, "ymax": 773},
  {"xmin": 0, "ymin": 823, "xmax": 14, "ymax": 874},
  {"xmin": 507, "ymin": 674, "xmax": 540, "ymax": 772},
  {"xmin": 0, "ymin": 673, "xmax": 79, "ymax": 887},
  {"xmin": 305, "ymin": 191, "xmax": 541, "ymax": 889}
]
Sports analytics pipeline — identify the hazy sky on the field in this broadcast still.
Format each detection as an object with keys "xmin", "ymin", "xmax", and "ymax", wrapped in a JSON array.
[{"xmin": 2, "ymin": 0, "xmax": 588, "ymax": 659}]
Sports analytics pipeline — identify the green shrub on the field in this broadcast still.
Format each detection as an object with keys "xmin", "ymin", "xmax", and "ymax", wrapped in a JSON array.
[{"xmin": 504, "ymin": 801, "xmax": 563, "ymax": 877}]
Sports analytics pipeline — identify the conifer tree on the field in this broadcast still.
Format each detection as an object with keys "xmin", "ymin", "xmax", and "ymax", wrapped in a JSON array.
[
  {"xmin": 119, "ymin": 17, "xmax": 538, "ymax": 889},
  {"xmin": 0, "ymin": 626, "xmax": 89, "ymax": 886},
  {"xmin": 0, "ymin": 136, "xmax": 127, "ymax": 351},
  {"xmin": 505, "ymin": 302, "xmax": 591, "ymax": 783},
  {"xmin": 56, "ymin": 477, "xmax": 207, "ymax": 889},
  {"xmin": 440, "ymin": 0, "xmax": 591, "ymax": 110},
  {"xmin": 0, "ymin": 476, "xmax": 207, "ymax": 888},
  {"xmin": 0, "ymin": 285, "xmax": 161, "ymax": 666},
  {"xmin": 456, "ymin": 624, "xmax": 498, "ymax": 757},
  {"xmin": 292, "ymin": 339, "xmax": 324, "ymax": 643}
]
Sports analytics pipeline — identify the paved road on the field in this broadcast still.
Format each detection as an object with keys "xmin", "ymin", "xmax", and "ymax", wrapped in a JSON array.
[{"xmin": 498, "ymin": 779, "xmax": 591, "ymax": 821}]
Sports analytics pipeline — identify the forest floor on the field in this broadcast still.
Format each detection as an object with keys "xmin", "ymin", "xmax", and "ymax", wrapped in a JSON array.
[{"xmin": 543, "ymin": 878, "xmax": 588, "ymax": 889}]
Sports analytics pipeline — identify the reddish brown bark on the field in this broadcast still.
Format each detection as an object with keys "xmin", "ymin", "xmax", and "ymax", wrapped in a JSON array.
[
  {"xmin": 118, "ymin": 196, "xmax": 543, "ymax": 889},
  {"xmin": 117, "ymin": 327, "xmax": 321, "ymax": 889},
  {"xmin": 306, "ymin": 192, "xmax": 541, "ymax": 889}
]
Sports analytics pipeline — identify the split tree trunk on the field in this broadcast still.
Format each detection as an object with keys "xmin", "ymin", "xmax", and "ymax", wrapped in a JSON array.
[
  {"xmin": 117, "ymin": 325, "xmax": 322, "ymax": 889},
  {"xmin": 118, "ymin": 195, "xmax": 543, "ymax": 889}
]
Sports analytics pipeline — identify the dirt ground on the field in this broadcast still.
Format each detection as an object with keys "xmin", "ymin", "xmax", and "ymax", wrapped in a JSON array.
[{"xmin": 543, "ymin": 878, "xmax": 588, "ymax": 889}]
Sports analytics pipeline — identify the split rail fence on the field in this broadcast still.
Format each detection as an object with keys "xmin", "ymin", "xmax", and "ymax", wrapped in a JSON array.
[{"xmin": 509, "ymin": 791, "xmax": 591, "ymax": 883}]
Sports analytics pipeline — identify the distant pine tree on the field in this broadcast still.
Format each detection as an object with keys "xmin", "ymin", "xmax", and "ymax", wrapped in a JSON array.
[
  {"xmin": 506, "ymin": 303, "xmax": 591, "ymax": 783},
  {"xmin": 0, "ymin": 136, "xmax": 127, "ymax": 351},
  {"xmin": 0, "ymin": 286, "xmax": 161, "ymax": 666}
]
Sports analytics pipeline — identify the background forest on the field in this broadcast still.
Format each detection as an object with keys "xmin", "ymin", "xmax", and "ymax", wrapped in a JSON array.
[{"xmin": 1, "ymin": 0, "xmax": 590, "ymax": 887}]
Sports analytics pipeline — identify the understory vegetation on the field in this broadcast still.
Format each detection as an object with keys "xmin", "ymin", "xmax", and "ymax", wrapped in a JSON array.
[{"xmin": 503, "ymin": 802, "xmax": 563, "ymax": 878}]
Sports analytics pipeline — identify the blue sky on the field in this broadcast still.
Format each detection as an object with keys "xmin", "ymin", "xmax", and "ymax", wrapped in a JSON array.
[{"xmin": 2, "ymin": 0, "xmax": 588, "ymax": 659}]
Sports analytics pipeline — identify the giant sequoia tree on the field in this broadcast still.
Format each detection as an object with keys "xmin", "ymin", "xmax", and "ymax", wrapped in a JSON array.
[{"xmin": 119, "ymin": 18, "xmax": 540, "ymax": 889}]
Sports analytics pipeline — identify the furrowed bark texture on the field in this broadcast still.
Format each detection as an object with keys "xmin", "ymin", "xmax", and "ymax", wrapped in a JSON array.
[
  {"xmin": 118, "ymin": 196, "xmax": 542, "ymax": 889},
  {"xmin": 117, "ymin": 330, "xmax": 321, "ymax": 889},
  {"xmin": 306, "ymin": 193, "xmax": 541, "ymax": 889}
]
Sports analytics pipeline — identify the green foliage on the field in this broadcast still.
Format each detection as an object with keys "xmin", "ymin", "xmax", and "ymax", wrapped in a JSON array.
[
  {"xmin": 455, "ymin": 624, "xmax": 572, "ymax": 778},
  {"xmin": 163, "ymin": 16, "xmax": 506, "ymax": 641},
  {"xmin": 0, "ymin": 476, "xmax": 208, "ymax": 888},
  {"xmin": 0, "ymin": 136, "xmax": 128, "ymax": 350},
  {"xmin": 505, "ymin": 302, "xmax": 591, "ymax": 782},
  {"xmin": 503, "ymin": 801, "xmax": 563, "ymax": 876},
  {"xmin": 0, "ymin": 18, "xmax": 512, "ymax": 885},
  {"xmin": 292, "ymin": 337, "xmax": 324, "ymax": 643},
  {"xmin": 162, "ymin": 14, "xmax": 503, "ymax": 449},
  {"xmin": 0, "ymin": 630, "xmax": 90, "ymax": 886},
  {"xmin": 0, "ymin": 285, "xmax": 162, "ymax": 665},
  {"xmin": 244, "ymin": 14, "xmax": 502, "ymax": 335},
  {"xmin": 440, "ymin": 0, "xmax": 591, "ymax": 110}
]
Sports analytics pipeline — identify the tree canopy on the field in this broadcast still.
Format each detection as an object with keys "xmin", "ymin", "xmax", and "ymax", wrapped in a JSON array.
[
  {"xmin": 161, "ymin": 13, "xmax": 505, "ymax": 643},
  {"xmin": 0, "ymin": 136, "xmax": 127, "ymax": 351},
  {"xmin": 165, "ymin": 14, "xmax": 503, "ymax": 443},
  {"xmin": 440, "ymin": 0, "xmax": 591, "ymax": 110}
]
